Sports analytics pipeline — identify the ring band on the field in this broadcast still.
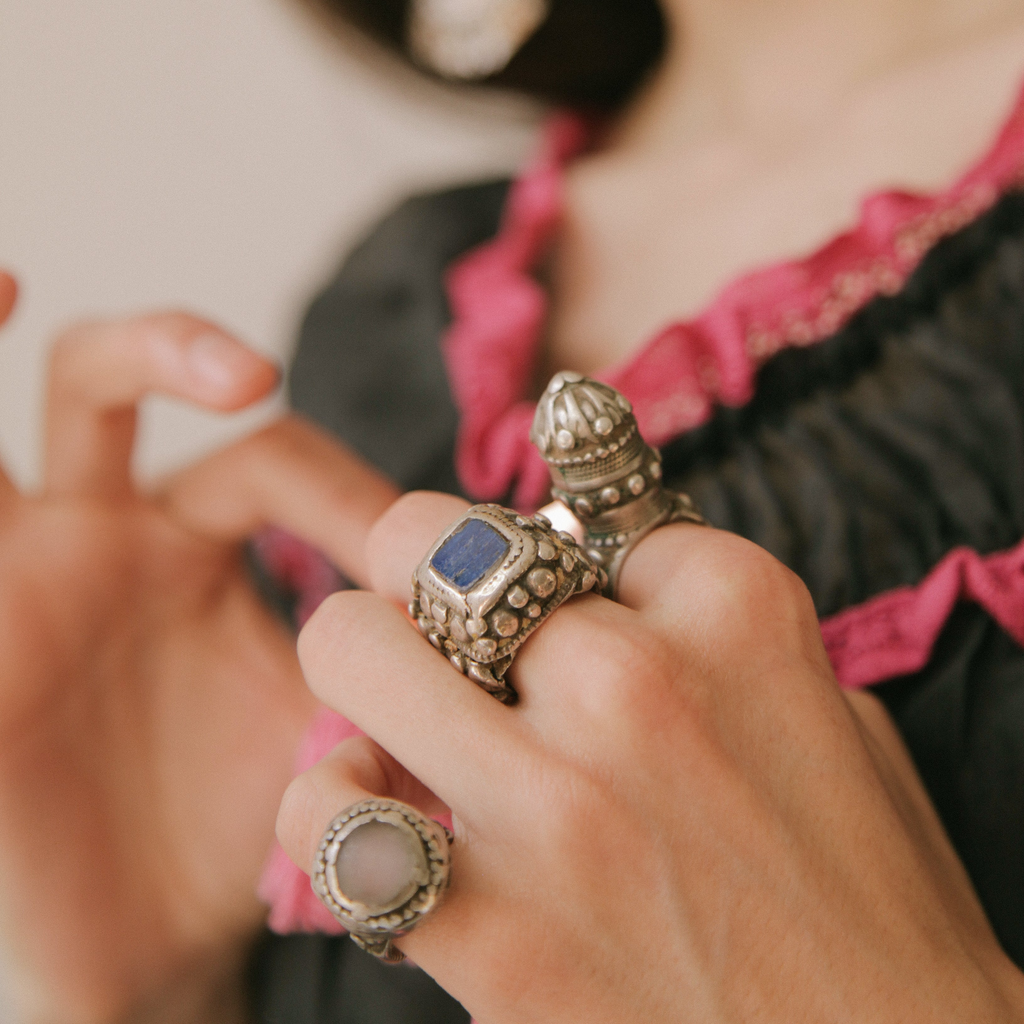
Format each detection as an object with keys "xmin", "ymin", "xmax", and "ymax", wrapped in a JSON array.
[
  {"xmin": 411, "ymin": 503, "xmax": 604, "ymax": 703},
  {"xmin": 531, "ymin": 372, "xmax": 707, "ymax": 595},
  {"xmin": 311, "ymin": 798, "xmax": 453, "ymax": 964}
]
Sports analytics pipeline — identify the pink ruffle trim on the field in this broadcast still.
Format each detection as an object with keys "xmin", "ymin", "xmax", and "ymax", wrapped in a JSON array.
[
  {"xmin": 823, "ymin": 538, "xmax": 1024, "ymax": 688},
  {"xmin": 445, "ymin": 88, "xmax": 1024, "ymax": 511}
]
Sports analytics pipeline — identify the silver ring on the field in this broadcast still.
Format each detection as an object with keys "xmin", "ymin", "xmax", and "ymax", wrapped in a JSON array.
[
  {"xmin": 531, "ymin": 372, "xmax": 707, "ymax": 596},
  {"xmin": 311, "ymin": 798, "xmax": 453, "ymax": 964},
  {"xmin": 411, "ymin": 503, "xmax": 605, "ymax": 703}
]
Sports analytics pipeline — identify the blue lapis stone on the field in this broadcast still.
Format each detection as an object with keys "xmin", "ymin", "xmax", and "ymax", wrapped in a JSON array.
[{"xmin": 431, "ymin": 518, "xmax": 510, "ymax": 592}]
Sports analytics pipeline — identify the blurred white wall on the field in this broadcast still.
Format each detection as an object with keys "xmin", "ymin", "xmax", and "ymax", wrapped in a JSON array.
[
  {"xmin": 0, "ymin": 0, "xmax": 541, "ymax": 488},
  {"xmin": 0, "ymin": 1, "xmax": 538, "ymax": 1015}
]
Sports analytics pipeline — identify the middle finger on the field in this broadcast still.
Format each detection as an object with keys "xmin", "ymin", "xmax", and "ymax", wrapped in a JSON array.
[
  {"xmin": 364, "ymin": 491, "xmax": 646, "ymax": 719},
  {"xmin": 297, "ymin": 589, "xmax": 531, "ymax": 817}
]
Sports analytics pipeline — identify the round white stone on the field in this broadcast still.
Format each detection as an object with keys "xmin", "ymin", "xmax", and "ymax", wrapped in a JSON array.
[
  {"xmin": 335, "ymin": 821, "xmax": 426, "ymax": 913},
  {"xmin": 556, "ymin": 429, "xmax": 575, "ymax": 450},
  {"xmin": 594, "ymin": 416, "xmax": 613, "ymax": 436}
]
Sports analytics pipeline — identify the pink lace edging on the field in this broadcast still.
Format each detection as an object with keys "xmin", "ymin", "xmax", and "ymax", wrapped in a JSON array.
[
  {"xmin": 445, "ymin": 86, "xmax": 1024, "ymax": 512},
  {"xmin": 259, "ymin": 533, "xmax": 1024, "ymax": 934}
]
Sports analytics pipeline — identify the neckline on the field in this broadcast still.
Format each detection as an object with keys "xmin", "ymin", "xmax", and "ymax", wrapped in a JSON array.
[{"xmin": 441, "ymin": 82, "xmax": 1024, "ymax": 512}]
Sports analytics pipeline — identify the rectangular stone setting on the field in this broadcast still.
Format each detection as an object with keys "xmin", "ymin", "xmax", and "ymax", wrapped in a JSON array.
[{"xmin": 430, "ymin": 518, "xmax": 510, "ymax": 592}]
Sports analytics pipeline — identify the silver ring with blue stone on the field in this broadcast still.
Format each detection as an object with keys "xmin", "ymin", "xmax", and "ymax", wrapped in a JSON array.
[
  {"xmin": 312, "ymin": 798, "xmax": 454, "ymax": 964},
  {"xmin": 411, "ymin": 504, "xmax": 606, "ymax": 703}
]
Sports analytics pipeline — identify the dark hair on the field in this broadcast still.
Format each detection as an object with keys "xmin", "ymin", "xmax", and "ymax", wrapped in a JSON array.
[{"xmin": 314, "ymin": 0, "xmax": 666, "ymax": 110}]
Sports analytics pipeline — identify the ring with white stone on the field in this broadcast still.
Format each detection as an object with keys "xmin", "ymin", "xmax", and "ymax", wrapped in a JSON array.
[
  {"xmin": 530, "ymin": 372, "xmax": 708, "ymax": 596},
  {"xmin": 411, "ymin": 503, "xmax": 605, "ymax": 704},
  {"xmin": 311, "ymin": 799, "xmax": 454, "ymax": 964}
]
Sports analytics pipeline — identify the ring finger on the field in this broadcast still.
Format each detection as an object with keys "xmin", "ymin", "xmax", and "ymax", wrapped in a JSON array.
[{"xmin": 277, "ymin": 733, "xmax": 449, "ymax": 879}]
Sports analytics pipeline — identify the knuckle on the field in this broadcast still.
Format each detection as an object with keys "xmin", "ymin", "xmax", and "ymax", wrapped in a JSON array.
[
  {"xmin": 297, "ymin": 590, "xmax": 386, "ymax": 697},
  {"xmin": 576, "ymin": 621, "xmax": 676, "ymax": 722},
  {"xmin": 333, "ymin": 735, "xmax": 391, "ymax": 792},
  {"xmin": 369, "ymin": 491, "xmax": 467, "ymax": 550},
  {"xmin": 297, "ymin": 589, "xmax": 356, "ymax": 664},
  {"xmin": 694, "ymin": 534, "xmax": 813, "ymax": 624},
  {"xmin": 276, "ymin": 773, "xmax": 319, "ymax": 867},
  {"xmin": 683, "ymin": 535, "xmax": 822, "ymax": 668}
]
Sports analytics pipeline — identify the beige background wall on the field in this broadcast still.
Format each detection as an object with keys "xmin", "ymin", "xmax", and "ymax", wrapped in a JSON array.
[
  {"xmin": 0, "ymin": 0, "xmax": 540, "ymax": 489},
  {"xmin": 0, "ymin": 3, "xmax": 536, "ymax": 1012}
]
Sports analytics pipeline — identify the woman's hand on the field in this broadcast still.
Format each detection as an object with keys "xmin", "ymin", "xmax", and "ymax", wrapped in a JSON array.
[
  {"xmin": 0, "ymin": 273, "xmax": 399, "ymax": 1023},
  {"xmin": 278, "ymin": 490, "xmax": 1024, "ymax": 1024}
]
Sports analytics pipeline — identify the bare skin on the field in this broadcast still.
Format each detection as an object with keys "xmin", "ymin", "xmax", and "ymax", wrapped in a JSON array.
[
  {"xmin": 0, "ymin": 279, "xmax": 399, "ymax": 1023},
  {"xmin": 545, "ymin": 0, "xmax": 1024, "ymax": 375},
  {"xmin": 277, "ymin": 1, "xmax": 1024, "ymax": 1019},
  {"xmin": 7, "ymin": 0, "xmax": 1024, "ymax": 1018},
  {"xmin": 279, "ymin": 493, "xmax": 1024, "ymax": 1024}
]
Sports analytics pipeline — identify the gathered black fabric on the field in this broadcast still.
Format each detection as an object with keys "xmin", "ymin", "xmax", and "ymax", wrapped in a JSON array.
[
  {"xmin": 665, "ymin": 191, "xmax": 1024, "ymax": 617},
  {"xmin": 251, "ymin": 184, "xmax": 1024, "ymax": 1022}
]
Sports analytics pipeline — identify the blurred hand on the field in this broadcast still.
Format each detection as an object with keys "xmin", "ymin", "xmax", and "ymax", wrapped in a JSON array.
[
  {"xmin": 279, "ymin": 491, "xmax": 1024, "ymax": 1024},
  {"xmin": 0, "ymin": 273, "xmax": 399, "ymax": 1023}
]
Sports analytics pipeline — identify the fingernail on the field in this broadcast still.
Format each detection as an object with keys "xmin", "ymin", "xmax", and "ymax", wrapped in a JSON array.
[{"xmin": 187, "ymin": 332, "xmax": 246, "ymax": 391}]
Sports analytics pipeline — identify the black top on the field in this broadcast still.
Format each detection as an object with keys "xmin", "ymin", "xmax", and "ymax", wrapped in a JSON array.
[{"xmin": 251, "ymin": 183, "xmax": 1024, "ymax": 1022}]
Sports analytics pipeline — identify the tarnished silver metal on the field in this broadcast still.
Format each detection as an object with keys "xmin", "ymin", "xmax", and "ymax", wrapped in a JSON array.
[
  {"xmin": 530, "ymin": 372, "xmax": 707, "ymax": 595},
  {"xmin": 312, "ymin": 799, "xmax": 454, "ymax": 964},
  {"xmin": 411, "ymin": 503, "xmax": 604, "ymax": 703}
]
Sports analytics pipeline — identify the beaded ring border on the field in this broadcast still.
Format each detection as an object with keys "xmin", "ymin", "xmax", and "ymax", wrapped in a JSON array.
[
  {"xmin": 531, "ymin": 372, "xmax": 707, "ymax": 595},
  {"xmin": 312, "ymin": 798, "xmax": 453, "ymax": 964},
  {"xmin": 411, "ymin": 503, "xmax": 605, "ymax": 703}
]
